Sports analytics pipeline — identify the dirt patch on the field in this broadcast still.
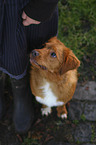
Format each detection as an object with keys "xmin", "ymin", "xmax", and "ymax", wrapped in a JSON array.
[{"xmin": 0, "ymin": 103, "xmax": 76, "ymax": 145}]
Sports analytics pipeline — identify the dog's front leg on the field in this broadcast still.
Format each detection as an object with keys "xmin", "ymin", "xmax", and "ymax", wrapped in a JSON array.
[
  {"xmin": 56, "ymin": 105, "xmax": 67, "ymax": 119},
  {"xmin": 41, "ymin": 105, "xmax": 52, "ymax": 116}
]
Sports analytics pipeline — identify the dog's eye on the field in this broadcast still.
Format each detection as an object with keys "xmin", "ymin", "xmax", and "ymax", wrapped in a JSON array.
[{"xmin": 50, "ymin": 52, "xmax": 57, "ymax": 58}]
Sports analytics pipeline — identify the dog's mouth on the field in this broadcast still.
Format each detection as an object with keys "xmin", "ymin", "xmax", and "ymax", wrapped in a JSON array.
[{"xmin": 30, "ymin": 58, "xmax": 47, "ymax": 70}]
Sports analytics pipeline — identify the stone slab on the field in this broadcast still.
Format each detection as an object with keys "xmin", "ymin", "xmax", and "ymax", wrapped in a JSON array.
[
  {"xmin": 68, "ymin": 101, "xmax": 84, "ymax": 120},
  {"xmin": 73, "ymin": 81, "xmax": 96, "ymax": 101},
  {"xmin": 82, "ymin": 144, "xmax": 96, "ymax": 145},
  {"xmin": 84, "ymin": 102, "xmax": 96, "ymax": 121},
  {"xmin": 74, "ymin": 122, "xmax": 92, "ymax": 143}
]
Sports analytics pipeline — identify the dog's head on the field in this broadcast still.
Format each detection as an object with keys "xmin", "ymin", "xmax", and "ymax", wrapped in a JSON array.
[{"xmin": 30, "ymin": 37, "xmax": 80, "ymax": 75}]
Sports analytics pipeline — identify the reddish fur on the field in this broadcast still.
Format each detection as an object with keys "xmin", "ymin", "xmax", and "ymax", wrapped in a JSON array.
[{"xmin": 30, "ymin": 37, "xmax": 80, "ymax": 117}]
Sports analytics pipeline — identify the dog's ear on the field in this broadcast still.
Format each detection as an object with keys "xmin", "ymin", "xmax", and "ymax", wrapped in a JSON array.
[
  {"xmin": 59, "ymin": 50, "xmax": 80, "ymax": 75},
  {"xmin": 48, "ymin": 36, "xmax": 57, "ymax": 43}
]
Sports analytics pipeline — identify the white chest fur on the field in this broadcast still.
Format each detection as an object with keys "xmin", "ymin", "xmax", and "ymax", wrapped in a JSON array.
[{"xmin": 36, "ymin": 81, "xmax": 64, "ymax": 107}]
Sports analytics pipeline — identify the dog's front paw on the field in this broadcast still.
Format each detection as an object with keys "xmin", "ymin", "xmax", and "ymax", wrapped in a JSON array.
[
  {"xmin": 41, "ymin": 107, "xmax": 52, "ymax": 116},
  {"xmin": 57, "ymin": 105, "xmax": 68, "ymax": 119},
  {"xmin": 61, "ymin": 113, "xmax": 67, "ymax": 119}
]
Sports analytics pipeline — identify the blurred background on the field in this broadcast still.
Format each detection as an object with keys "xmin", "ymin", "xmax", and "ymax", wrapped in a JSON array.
[
  {"xmin": 58, "ymin": 0, "xmax": 96, "ymax": 82},
  {"xmin": 0, "ymin": 1, "xmax": 96, "ymax": 145}
]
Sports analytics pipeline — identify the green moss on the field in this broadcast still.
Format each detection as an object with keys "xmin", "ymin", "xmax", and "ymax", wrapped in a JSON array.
[
  {"xmin": 80, "ymin": 114, "xmax": 86, "ymax": 121},
  {"xmin": 91, "ymin": 125, "xmax": 96, "ymax": 143},
  {"xmin": 73, "ymin": 120, "xmax": 79, "ymax": 125},
  {"xmin": 22, "ymin": 138, "xmax": 40, "ymax": 145}
]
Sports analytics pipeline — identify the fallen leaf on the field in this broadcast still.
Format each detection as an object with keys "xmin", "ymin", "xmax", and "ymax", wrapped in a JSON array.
[
  {"xmin": 16, "ymin": 134, "xmax": 23, "ymax": 142},
  {"xmin": 85, "ymin": 86, "xmax": 89, "ymax": 90}
]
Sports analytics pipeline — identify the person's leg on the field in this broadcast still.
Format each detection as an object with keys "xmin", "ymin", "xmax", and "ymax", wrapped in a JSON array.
[
  {"xmin": 0, "ymin": 71, "xmax": 5, "ymax": 120},
  {"xmin": 10, "ymin": 74, "xmax": 34, "ymax": 133}
]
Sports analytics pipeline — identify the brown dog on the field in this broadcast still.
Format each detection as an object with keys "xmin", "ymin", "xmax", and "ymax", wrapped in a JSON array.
[{"xmin": 30, "ymin": 37, "xmax": 80, "ymax": 119}]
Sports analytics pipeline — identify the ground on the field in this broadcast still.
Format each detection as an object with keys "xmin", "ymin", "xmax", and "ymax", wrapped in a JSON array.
[
  {"xmin": 0, "ymin": 96, "xmax": 78, "ymax": 145},
  {"xmin": 0, "ymin": 55, "xmax": 95, "ymax": 145},
  {"xmin": 0, "ymin": 0, "xmax": 96, "ymax": 144},
  {"xmin": 0, "ymin": 22, "xmax": 96, "ymax": 145}
]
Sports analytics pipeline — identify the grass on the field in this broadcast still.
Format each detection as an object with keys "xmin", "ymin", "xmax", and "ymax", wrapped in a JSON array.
[
  {"xmin": 80, "ymin": 114, "xmax": 86, "ymax": 121},
  {"xmin": 58, "ymin": 0, "xmax": 96, "ymax": 81},
  {"xmin": 58, "ymin": 0, "xmax": 96, "ymax": 58}
]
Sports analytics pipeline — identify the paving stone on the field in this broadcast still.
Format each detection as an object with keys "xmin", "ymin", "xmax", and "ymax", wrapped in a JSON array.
[
  {"xmin": 74, "ymin": 122, "xmax": 92, "ymax": 143},
  {"xmin": 68, "ymin": 101, "xmax": 84, "ymax": 120},
  {"xmin": 82, "ymin": 144, "xmax": 96, "ymax": 145},
  {"xmin": 84, "ymin": 102, "xmax": 96, "ymax": 121},
  {"xmin": 73, "ymin": 81, "xmax": 96, "ymax": 101}
]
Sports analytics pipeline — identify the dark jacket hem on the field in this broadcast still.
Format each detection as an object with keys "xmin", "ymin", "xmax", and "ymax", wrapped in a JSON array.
[{"xmin": 0, "ymin": 67, "xmax": 27, "ymax": 80}]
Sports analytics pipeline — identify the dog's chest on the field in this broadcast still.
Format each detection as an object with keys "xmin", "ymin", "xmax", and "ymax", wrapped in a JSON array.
[{"xmin": 36, "ymin": 81, "xmax": 64, "ymax": 107}]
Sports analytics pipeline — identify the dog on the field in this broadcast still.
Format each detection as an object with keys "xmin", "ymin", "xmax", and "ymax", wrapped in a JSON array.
[{"xmin": 30, "ymin": 37, "xmax": 80, "ymax": 119}]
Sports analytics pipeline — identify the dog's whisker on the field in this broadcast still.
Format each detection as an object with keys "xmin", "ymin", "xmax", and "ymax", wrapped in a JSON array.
[
  {"xmin": 40, "ymin": 65, "xmax": 47, "ymax": 70},
  {"xmin": 30, "ymin": 58, "xmax": 47, "ymax": 70}
]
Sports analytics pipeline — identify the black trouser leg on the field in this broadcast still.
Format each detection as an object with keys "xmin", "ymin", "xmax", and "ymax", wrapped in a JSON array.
[
  {"xmin": 10, "ymin": 75, "xmax": 34, "ymax": 133},
  {"xmin": 0, "ymin": 71, "xmax": 5, "ymax": 120}
]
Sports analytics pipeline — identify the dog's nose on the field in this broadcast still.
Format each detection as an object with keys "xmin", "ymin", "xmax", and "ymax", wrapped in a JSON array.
[{"xmin": 32, "ymin": 50, "xmax": 39, "ymax": 57}]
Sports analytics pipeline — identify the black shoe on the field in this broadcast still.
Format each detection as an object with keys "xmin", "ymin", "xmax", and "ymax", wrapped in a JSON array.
[
  {"xmin": 0, "ymin": 71, "xmax": 5, "ymax": 120},
  {"xmin": 10, "ymin": 75, "xmax": 34, "ymax": 133}
]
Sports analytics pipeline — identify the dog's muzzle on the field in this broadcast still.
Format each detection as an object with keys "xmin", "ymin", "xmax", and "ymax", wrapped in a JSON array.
[{"xmin": 30, "ymin": 50, "xmax": 47, "ymax": 70}]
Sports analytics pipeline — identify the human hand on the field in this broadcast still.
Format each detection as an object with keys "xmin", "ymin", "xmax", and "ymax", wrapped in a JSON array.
[{"xmin": 22, "ymin": 11, "xmax": 41, "ymax": 26}]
